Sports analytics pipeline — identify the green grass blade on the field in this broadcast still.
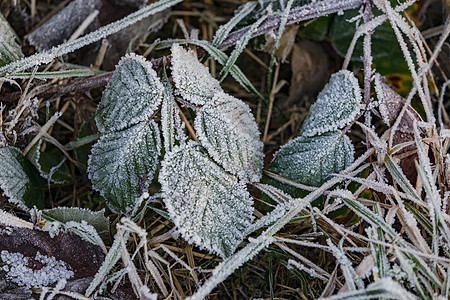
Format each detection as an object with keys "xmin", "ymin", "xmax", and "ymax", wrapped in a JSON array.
[{"xmin": 384, "ymin": 154, "xmax": 420, "ymax": 200}]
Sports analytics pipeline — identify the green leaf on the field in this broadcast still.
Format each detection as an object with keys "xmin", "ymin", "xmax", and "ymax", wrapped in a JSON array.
[
  {"xmin": 0, "ymin": 13, "xmax": 23, "ymax": 66},
  {"xmin": 26, "ymin": 140, "xmax": 72, "ymax": 184},
  {"xmin": 329, "ymin": 8, "xmax": 409, "ymax": 75},
  {"xmin": 0, "ymin": 146, "xmax": 45, "ymax": 209},
  {"xmin": 194, "ymin": 91, "xmax": 263, "ymax": 183},
  {"xmin": 95, "ymin": 53, "xmax": 164, "ymax": 132},
  {"xmin": 267, "ymin": 131, "xmax": 354, "ymax": 191},
  {"xmin": 88, "ymin": 121, "xmax": 161, "ymax": 214},
  {"xmin": 299, "ymin": 70, "xmax": 362, "ymax": 137},
  {"xmin": 42, "ymin": 207, "xmax": 110, "ymax": 242},
  {"xmin": 302, "ymin": 15, "xmax": 332, "ymax": 41},
  {"xmin": 160, "ymin": 142, "xmax": 254, "ymax": 258}
]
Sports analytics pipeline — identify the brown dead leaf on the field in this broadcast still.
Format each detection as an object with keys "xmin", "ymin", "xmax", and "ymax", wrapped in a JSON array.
[
  {"xmin": 375, "ymin": 74, "xmax": 422, "ymax": 184},
  {"xmin": 261, "ymin": 24, "xmax": 299, "ymax": 62},
  {"xmin": 0, "ymin": 226, "xmax": 105, "ymax": 297},
  {"xmin": 26, "ymin": 0, "xmax": 102, "ymax": 50},
  {"xmin": 285, "ymin": 40, "xmax": 330, "ymax": 108}
]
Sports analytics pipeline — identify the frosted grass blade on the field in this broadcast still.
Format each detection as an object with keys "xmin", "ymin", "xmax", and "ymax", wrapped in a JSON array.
[
  {"xmin": 320, "ymin": 277, "xmax": 417, "ymax": 300},
  {"xmin": 218, "ymin": 15, "xmax": 267, "ymax": 82},
  {"xmin": 0, "ymin": 0, "xmax": 182, "ymax": 76},
  {"xmin": 212, "ymin": 2, "xmax": 258, "ymax": 47}
]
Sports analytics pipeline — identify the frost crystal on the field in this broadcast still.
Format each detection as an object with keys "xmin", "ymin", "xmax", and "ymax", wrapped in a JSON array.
[
  {"xmin": 88, "ymin": 121, "xmax": 161, "ymax": 214},
  {"xmin": 299, "ymin": 70, "xmax": 362, "ymax": 137},
  {"xmin": 96, "ymin": 53, "xmax": 164, "ymax": 132},
  {"xmin": 1, "ymin": 250, "xmax": 74, "ymax": 288},
  {"xmin": 171, "ymin": 44, "xmax": 223, "ymax": 105},
  {"xmin": 160, "ymin": 142, "xmax": 254, "ymax": 257},
  {"xmin": 268, "ymin": 131, "xmax": 354, "ymax": 189},
  {"xmin": 374, "ymin": 73, "xmax": 421, "ymax": 130},
  {"xmin": 195, "ymin": 91, "xmax": 264, "ymax": 183},
  {"xmin": 0, "ymin": 146, "xmax": 44, "ymax": 209},
  {"xmin": 0, "ymin": 14, "xmax": 23, "ymax": 66}
]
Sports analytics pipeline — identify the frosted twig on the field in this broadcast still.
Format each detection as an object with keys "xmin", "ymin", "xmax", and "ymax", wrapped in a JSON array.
[
  {"xmin": 342, "ymin": 0, "xmax": 416, "ymax": 69},
  {"xmin": 380, "ymin": 0, "xmax": 434, "ymax": 122},
  {"xmin": 419, "ymin": 15, "xmax": 450, "ymax": 77},
  {"xmin": 0, "ymin": 0, "xmax": 182, "ymax": 76},
  {"xmin": 219, "ymin": 0, "xmax": 364, "ymax": 49},
  {"xmin": 22, "ymin": 111, "xmax": 61, "ymax": 156}
]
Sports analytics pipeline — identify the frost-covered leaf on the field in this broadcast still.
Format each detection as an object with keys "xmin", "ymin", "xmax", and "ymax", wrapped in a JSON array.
[
  {"xmin": 160, "ymin": 142, "xmax": 253, "ymax": 257},
  {"xmin": 375, "ymin": 74, "xmax": 422, "ymax": 183},
  {"xmin": 195, "ymin": 91, "xmax": 263, "ymax": 183},
  {"xmin": 267, "ymin": 131, "xmax": 354, "ymax": 191},
  {"xmin": 171, "ymin": 43, "xmax": 223, "ymax": 105},
  {"xmin": 88, "ymin": 121, "xmax": 161, "ymax": 214},
  {"xmin": 0, "ymin": 226, "xmax": 104, "ymax": 295},
  {"xmin": 95, "ymin": 53, "xmax": 164, "ymax": 132},
  {"xmin": 0, "ymin": 13, "xmax": 23, "ymax": 67},
  {"xmin": 299, "ymin": 70, "xmax": 362, "ymax": 137},
  {"xmin": 0, "ymin": 146, "xmax": 45, "ymax": 209},
  {"xmin": 42, "ymin": 207, "xmax": 109, "ymax": 242},
  {"xmin": 26, "ymin": 140, "xmax": 72, "ymax": 184}
]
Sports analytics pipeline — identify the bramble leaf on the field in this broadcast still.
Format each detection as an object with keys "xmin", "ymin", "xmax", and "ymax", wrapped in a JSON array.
[
  {"xmin": 171, "ymin": 44, "xmax": 223, "ymax": 105},
  {"xmin": 160, "ymin": 142, "xmax": 254, "ymax": 257},
  {"xmin": 0, "ymin": 13, "xmax": 23, "ymax": 66},
  {"xmin": 95, "ymin": 53, "xmax": 164, "ymax": 132},
  {"xmin": 267, "ymin": 131, "xmax": 354, "ymax": 190},
  {"xmin": 42, "ymin": 207, "xmax": 110, "ymax": 242},
  {"xmin": 299, "ymin": 70, "xmax": 362, "ymax": 137},
  {"xmin": 195, "ymin": 91, "xmax": 263, "ymax": 183},
  {"xmin": 0, "ymin": 146, "xmax": 45, "ymax": 209},
  {"xmin": 88, "ymin": 121, "xmax": 161, "ymax": 214},
  {"xmin": 26, "ymin": 140, "xmax": 72, "ymax": 184}
]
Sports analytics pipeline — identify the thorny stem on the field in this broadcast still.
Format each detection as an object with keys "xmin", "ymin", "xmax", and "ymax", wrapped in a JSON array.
[
  {"xmin": 218, "ymin": 0, "xmax": 364, "ymax": 50},
  {"xmin": 0, "ymin": 1, "xmax": 364, "ymax": 103}
]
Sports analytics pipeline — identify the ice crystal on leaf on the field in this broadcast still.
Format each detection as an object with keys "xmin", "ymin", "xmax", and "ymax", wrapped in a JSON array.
[
  {"xmin": 299, "ymin": 70, "xmax": 362, "ymax": 137},
  {"xmin": 1, "ymin": 250, "xmax": 74, "ymax": 288},
  {"xmin": 26, "ymin": 140, "xmax": 71, "ymax": 184},
  {"xmin": 171, "ymin": 44, "xmax": 223, "ymax": 105},
  {"xmin": 160, "ymin": 142, "xmax": 254, "ymax": 258},
  {"xmin": 95, "ymin": 54, "xmax": 164, "ymax": 132},
  {"xmin": 0, "ymin": 146, "xmax": 45, "ymax": 209},
  {"xmin": 0, "ymin": 14, "xmax": 23, "ymax": 66},
  {"xmin": 88, "ymin": 121, "xmax": 161, "ymax": 214},
  {"xmin": 195, "ymin": 91, "xmax": 263, "ymax": 183},
  {"xmin": 267, "ymin": 131, "xmax": 354, "ymax": 189},
  {"xmin": 42, "ymin": 207, "xmax": 109, "ymax": 241}
]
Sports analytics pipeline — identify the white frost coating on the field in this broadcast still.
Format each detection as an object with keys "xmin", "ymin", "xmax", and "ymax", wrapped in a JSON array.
[
  {"xmin": 88, "ymin": 121, "xmax": 161, "ymax": 214},
  {"xmin": 268, "ymin": 131, "xmax": 354, "ymax": 188},
  {"xmin": 326, "ymin": 239, "xmax": 364, "ymax": 291},
  {"xmin": 171, "ymin": 44, "xmax": 223, "ymax": 105},
  {"xmin": 300, "ymin": 70, "xmax": 362, "ymax": 137},
  {"xmin": 0, "ymin": 209, "xmax": 34, "ymax": 229},
  {"xmin": 195, "ymin": 91, "xmax": 264, "ymax": 183},
  {"xmin": 160, "ymin": 141, "xmax": 254, "ymax": 258},
  {"xmin": 1, "ymin": 250, "xmax": 74, "ymax": 288},
  {"xmin": 0, "ymin": 146, "xmax": 41, "ymax": 209},
  {"xmin": 96, "ymin": 53, "xmax": 164, "ymax": 132},
  {"xmin": 0, "ymin": 15, "xmax": 23, "ymax": 66}
]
